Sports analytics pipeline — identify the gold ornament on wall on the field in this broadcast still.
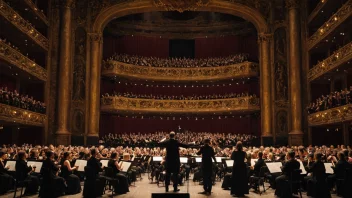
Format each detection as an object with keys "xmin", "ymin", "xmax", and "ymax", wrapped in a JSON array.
[{"xmin": 153, "ymin": 0, "xmax": 212, "ymax": 12}]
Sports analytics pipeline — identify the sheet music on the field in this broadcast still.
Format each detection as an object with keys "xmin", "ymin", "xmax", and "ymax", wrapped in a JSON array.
[
  {"xmin": 27, "ymin": 161, "xmax": 43, "ymax": 173},
  {"xmin": 215, "ymin": 157, "xmax": 223, "ymax": 163},
  {"xmin": 121, "ymin": 161, "xmax": 131, "ymax": 172},
  {"xmin": 100, "ymin": 160, "xmax": 109, "ymax": 168},
  {"xmin": 180, "ymin": 157, "xmax": 188, "ymax": 163},
  {"xmin": 195, "ymin": 157, "xmax": 202, "ymax": 163},
  {"xmin": 251, "ymin": 159, "xmax": 257, "ymax": 166},
  {"xmin": 266, "ymin": 162, "xmax": 282, "ymax": 173},
  {"xmin": 297, "ymin": 160, "xmax": 307, "ymax": 174},
  {"xmin": 5, "ymin": 161, "xmax": 16, "ymax": 171},
  {"xmin": 153, "ymin": 156, "xmax": 162, "ymax": 162},
  {"xmin": 74, "ymin": 159, "xmax": 87, "ymax": 172},
  {"xmin": 324, "ymin": 163, "xmax": 334, "ymax": 174},
  {"xmin": 225, "ymin": 160, "xmax": 234, "ymax": 167}
]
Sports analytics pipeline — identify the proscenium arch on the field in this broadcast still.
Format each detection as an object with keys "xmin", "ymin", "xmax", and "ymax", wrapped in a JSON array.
[{"xmin": 92, "ymin": 0, "xmax": 270, "ymax": 34}]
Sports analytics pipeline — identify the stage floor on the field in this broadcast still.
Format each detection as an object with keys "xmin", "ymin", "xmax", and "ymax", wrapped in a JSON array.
[{"xmin": 1, "ymin": 174, "xmax": 340, "ymax": 198}]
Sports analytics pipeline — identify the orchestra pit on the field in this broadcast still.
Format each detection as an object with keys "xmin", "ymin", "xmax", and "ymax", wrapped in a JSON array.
[{"xmin": 1, "ymin": 0, "xmax": 352, "ymax": 198}]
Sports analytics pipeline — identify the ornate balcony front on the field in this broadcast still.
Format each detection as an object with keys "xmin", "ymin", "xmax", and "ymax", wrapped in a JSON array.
[
  {"xmin": 307, "ymin": 0, "xmax": 352, "ymax": 50},
  {"xmin": 101, "ymin": 96, "xmax": 260, "ymax": 114},
  {"xmin": 0, "ymin": 103, "xmax": 46, "ymax": 127},
  {"xmin": 308, "ymin": 42, "xmax": 352, "ymax": 81},
  {"xmin": 308, "ymin": 0, "xmax": 329, "ymax": 23},
  {"xmin": 0, "ymin": 0, "xmax": 48, "ymax": 50},
  {"xmin": 308, "ymin": 104, "xmax": 352, "ymax": 126},
  {"xmin": 0, "ymin": 39, "xmax": 47, "ymax": 81},
  {"xmin": 102, "ymin": 61, "xmax": 259, "ymax": 81}
]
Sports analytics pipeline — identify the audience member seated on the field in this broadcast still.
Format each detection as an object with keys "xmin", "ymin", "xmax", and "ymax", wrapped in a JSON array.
[
  {"xmin": 0, "ymin": 87, "xmax": 46, "ymax": 113},
  {"xmin": 15, "ymin": 151, "xmax": 40, "ymax": 195},
  {"xmin": 106, "ymin": 53, "xmax": 250, "ymax": 68},
  {"xmin": 60, "ymin": 152, "xmax": 81, "ymax": 195},
  {"xmin": 0, "ymin": 150, "xmax": 14, "ymax": 194},
  {"xmin": 107, "ymin": 152, "xmax": 129, "ymax": 194},
  {"xmin": 307, "ymin": 87, "xmax": 352, "ymax": 114}
]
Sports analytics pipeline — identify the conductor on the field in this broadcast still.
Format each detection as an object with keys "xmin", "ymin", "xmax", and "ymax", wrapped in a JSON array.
[
  {"xmin": 197, "ymin": 139, "xmax": 216, "ymax": 195},
  {"xmin": 159, "ymin": 131, "xmax": 189, "ymax": 192}
]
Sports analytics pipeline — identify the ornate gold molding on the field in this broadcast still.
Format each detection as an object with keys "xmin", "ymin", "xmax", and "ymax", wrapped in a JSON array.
[
  {"xmin": 102, "ymin": 61, "xmax": 259, "ymax": 81},
  {"xmin": 0, "ymin": 0, "xmax": 49, "ymax": 50},
  {"xmin": 153, "ymin": 0, "xmax": 212, "ymax": 12},
  {"xmin": 308, "ymin": 42, "xmax": 352, "ymax": 81},
  {"xmin": 61, "ymin": 0, "xmax": 75, "ymax": 9},
  {"xmin": 0, "ymin": 39, "xmax": 47, "ymax": 81},
  {"xmin": 258, "ymin": 33, "xmax": 273, "ymax": 43},
  {"xmin": 101, "ymin": 96, "xmax": 260, "ymax": 114},
  {"xmin": 88, "ymin": 33, "xmax": 103, "ymax": 43},
  {"xmin": 23, "ymin": 0, "xmax": 49, "ymax": 25},
  {"xmin": 0, "ymin": 103, "xmax": 46, "ymax": 127},
  {"xmin": 308, "ymin": 104, "xmax": 352, "ymax": 126},
  {"xmin": 308, "ymin": 0, "xmax": 329, "ymax": 23},
  {"xmin": 307, "ymin": 0, "xmax": 352, "ymax": 50},
  {"xmin": 285, "ymin": 0, "xmax": 300, "ymax": 9}
]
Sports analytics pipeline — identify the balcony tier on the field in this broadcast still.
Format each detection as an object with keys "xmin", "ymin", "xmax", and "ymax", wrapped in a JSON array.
[
  {"xmin": 101, "ymin": 96, "xmax": 260, "ymax": 114},
  {"xmin": 0, "ymin": 103, "xmax": 46, "ymax": 127},
  {"xmin": 308, "ymin": 104, "xmax": 352, "ymax": 126},
  {"xmin": 102, "ymin": 61, "xmax": 259, "ymax": 82}
]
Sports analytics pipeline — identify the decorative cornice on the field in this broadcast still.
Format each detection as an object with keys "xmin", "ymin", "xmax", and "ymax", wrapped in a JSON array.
[
  {"xmin": 0, "ymin": 39, "xmax": 47, "ymax": 81},
  {"xmin": 0, "ymin": 0, "xmax": 49, "ymax": 50},
  {"xmin": 285, "ymin": 0, "xmax": 300, "ymax": 9},
  {"xmin": 153, "ymin": 0, "xmax": 212, "ymax": 12},
  {"xmin": 308, "ymin": 42, "xmax": 352, "ymax": 81},
  {"xmin": 308, "ymin": 0, "xmax": 329, "ymax": 23},
  {"xmin": 258, "ymin": 33, "xmax": 273, "ymax": 43},
  {"xmin": 102, "ymin": 61, "xmax": 259, "ymax": 81},
  {"xmin": 275, "ymin": 100, "xmax": 289, "ymax": 108},
  {"xmin": 0, "ymin": 103, "xmax": 46, "ymax": 127},
  {"xmin": 101, "ymin": 96, "xmax": 260, "ymax": 114},
  {"xmin": 308, "ymin": 104, "xmax": 352, "ymax": 126},
  {"xmin": 88, "ymin": 32, "xmax": 103, "ymax": 42},
  {"xmin": 307, "ymin": 0, "xmax": 352, "ymax": 50},
  {"xmin": 23, "ymin": 0, "xmax": 49, "ymax": 25},
  {"xmin": 61, "ymin": 0, "xmax": 75, "ymax": 9}
]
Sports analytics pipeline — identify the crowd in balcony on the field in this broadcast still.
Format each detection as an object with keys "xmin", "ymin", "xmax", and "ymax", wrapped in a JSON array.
[
  {"xmin": 102, "ymin": 92, "xmax": 256, "ymax": 100},
  {"xmin": 106, "ymin": 53, "xmax": 249, "ymax": 68},
  {"xmin": 0, "ymin": 87, "xmax": 46, "ymax": 113},
  {"xmin": 307, "ymin": 86, "xmax": 352, "ymax": 114}
]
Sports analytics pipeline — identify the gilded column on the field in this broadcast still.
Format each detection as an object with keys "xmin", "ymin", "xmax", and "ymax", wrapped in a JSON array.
[
  {"xmin": 287, "ymin": 0, "xmax": 303, "ymax": 145},
  {"xmin": 258, "ymin": 33, "xmax": 273, "ymax": 146},
  {"xmin": 87, "ymin": 33, "xmax": 102, "ymax": 145},
  {"xmin": 56, "ymin": 0, "xmax": 74, "ymax": 145}
]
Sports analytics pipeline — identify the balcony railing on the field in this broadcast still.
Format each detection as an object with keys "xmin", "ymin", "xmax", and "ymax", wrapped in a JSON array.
[
  {"xmin": 101, "ymin": 96, "xmax": 260, "ymax": 114},
  {"xmin": 0, "ymin": 103, "xmax": 46, "ymax": 126},
  {"xmin": 307, "ymin": 0, "xmax": 352, "ymax": 50},
  {"xmin": 308, "ymin": 104, "xmax": 352, "ymax": 126},
  {"xmin": 0, "ymin": 39, "xmax": 47, "ymax": 81},
  {"xmin": 23, "ymin": 0, "xmax": 49, "ymax": 25},
  {"xmin": 308, "ymin": 0, "xmax": 329, "ymax": 23},
  {"xmin": 308, "ymin": 42, "xmax": 352, "ymax": 81},
  {"xmin": 0, "ymin": 0, "xmax": 48, "ymax": 50},
  {"xmin": 102, "ymin": 60, "xmax": 259, "ymax": 81}
]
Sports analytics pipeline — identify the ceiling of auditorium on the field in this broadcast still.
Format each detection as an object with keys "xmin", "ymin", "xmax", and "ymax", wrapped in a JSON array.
[{"xmin": 104, "ymin": 11, "xmax": 257, "ymax": 39}]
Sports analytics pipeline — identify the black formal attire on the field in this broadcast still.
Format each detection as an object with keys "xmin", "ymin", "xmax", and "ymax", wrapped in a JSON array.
[
  {"xmin": 306, "ymin": 160, "xmax": 331, "ymax": 198},
  {"xmin": 275, "ymin": 159, "xmax": 300, "ymax": 197},
  {"xmin": 197, "ymin": 145, "xmax": 216, "ymax": 193},
  {"xmin": 83, "ymin": 157, "xmax": 106, "ymax": 197},
  {"xmin": 230, "ymin": 150, "xmax": 249, "ymax": 196},
  {"xmin": 0, "ymin": 159, "xmax": 14, "ymax": 194},
  {"xmin": 15, "ymin": 159, "xmax": 39, "ymax": 195},
  {"xmin": 107, "ymin": 159, "xmax": 129, "ymax": 194},
  {"xmin": 159, "ymin": 138, "xmax": 189, "ymax": 191},
  {"xmin": 327, "ymin": 159, "xmax": 349, "ymax": 191},
  {"xmin": 40, "ymin": 158, "xmax": 66, "ymax": 197},
  {"xmin": 60, "ymin": 160, "xmax": 81, "ymax": 195}
]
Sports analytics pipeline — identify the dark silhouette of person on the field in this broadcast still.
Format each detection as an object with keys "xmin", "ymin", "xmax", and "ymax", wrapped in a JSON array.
[
  {"xmin": 197, "ymin": 139, "xmax": 216, "ymax": 195},
  {"xmin": 231, "ymin": 141, "xmax": 249, "ymax": 196}
]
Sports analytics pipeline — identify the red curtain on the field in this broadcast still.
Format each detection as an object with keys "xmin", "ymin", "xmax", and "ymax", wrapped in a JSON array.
[{"xmin": 99, "ymin": 115, "xmax": 260, "ymax": 136}]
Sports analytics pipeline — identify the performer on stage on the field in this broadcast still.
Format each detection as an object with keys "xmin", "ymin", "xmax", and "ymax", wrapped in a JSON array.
[
  {"xmin": 197, "ymin": 139, "xmax": 216, "ymax": 195},
  {"xmin": 158, "ymin": 131, "xmax": 190, "ymax": 192}
]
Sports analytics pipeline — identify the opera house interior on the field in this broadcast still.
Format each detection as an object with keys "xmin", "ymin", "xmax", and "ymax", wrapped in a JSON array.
[{"xmin": 0, "ymin": 0, "xmax": 351, "ymax": 198}]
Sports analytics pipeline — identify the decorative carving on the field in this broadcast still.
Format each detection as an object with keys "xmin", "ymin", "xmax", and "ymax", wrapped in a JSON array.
[
  {"xmin": 23, "ymin": 0, "xmax": 49, "ymax": 25},
  {"xmin": 258, "ymin": 33, "xmax": 273, "ymax": 43},
  {"xmin": 275, "ymin": 100, "xmax": 289, "ymax": 108},
  {"xmin": 0, "ymin": 0, "xmax": 49, "ymax": 50},
  {"xmin": 61, "ymin": 0, "xmax": 75, "ymax": 9},
  {"xmin": 102, "ymin": 61, "xmax": 259, "ymax": 81},
  {"xmin": 277, "ymin": 110, "xmax": 288, "ymax": 134},
  {"xmin": 308, "ymin": 104, "xmax": 352, "ymax": 126},
  {"xmin": 308, "ymin": 42, "xmax": 352, "ymax": 81},
  {"xmin": 153, "ymin": 0, "xmax": 212, "ymax": 12},
  {"xmin": 274, "ymin": 28, "xmax": 288, "ymax": 100},
  {"xmin": 89, "ymin": 0, "xmax": 133, "ymax": 23},
  {"xmin": 101, "ymin": 96, "xmax": 260, "ymax": 113},
  {"xmin": 285, "ymin": 0, "xmax": 300, "ymax": 9},
  {"xmin": 88, "ymin": 33, "xmax": 102, "ymax": 42},
  {"xmin": 224, "ymin": 0, "xmax": 271, "ymax": 21},
  {"xmin": 74, "ymin": 0, "xmax": 88, "ymax": 26},
  {"xmin": 0, "ymin": 39, "xmax": 47, "ymax": 81},
  {"xmin": 72, "ymin": 110, "xmax": 84, "ymax": 134},
  {"xmin": 73, "ymin": 28, "xmax": 86, "ymax": 100},
  {"xmin": 307, "ymin": 0, "xmax": 352, "ymax": 50},
  {"xmin": 0, "ymin": 103, "xmax": 46, "ymax": 127}
]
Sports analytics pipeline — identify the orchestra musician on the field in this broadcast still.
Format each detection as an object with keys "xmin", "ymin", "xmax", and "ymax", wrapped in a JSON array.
[
  {"xmin": 197, "ymin": 139, "xmax": 216, "ymax": 195},
  {"xmin": 0, "ymin": 151, "xmax": 14, "ymax": 194},
  {"xmin": 60, "ymin": 151, "xmax": 81, "ymax": 195},
  {"xmin": 306, "ymin": 153, "xmax": 331, "ymax": 198},
  {"xmin": 230, "ymin": 141, "xmax": 249, "ymax": 197},
  {"xmin": 108, "ymin": 152, "xmax": 130, "ymax": 194},
  {"xmin": 327, "ymin": 152, "xmax": 349, "ymax": 192},
  {"xmin": 15, "ymin": 151, "xmax": 40, "ymax": 195}
]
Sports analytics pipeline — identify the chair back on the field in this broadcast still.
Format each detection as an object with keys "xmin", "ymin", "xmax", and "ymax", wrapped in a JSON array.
[
  {"xmin": 104, "ymin": 167, "xmax": 114, "ymax": 178},
  {"xmin": 259, "ymin": 166, "xmax": 268, "ymax": 177}
]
